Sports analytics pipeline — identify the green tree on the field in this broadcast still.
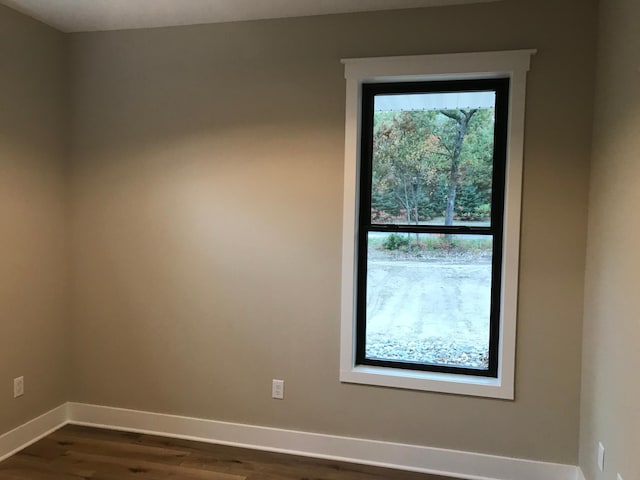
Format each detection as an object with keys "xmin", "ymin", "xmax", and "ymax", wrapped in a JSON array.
[
  {"xmin": 372, "ymin": 111, "xmax": 440, "ymax": 224},
  {"xmin": 371, "ymin": 107, "xmax": 495, "ymax": 229}
]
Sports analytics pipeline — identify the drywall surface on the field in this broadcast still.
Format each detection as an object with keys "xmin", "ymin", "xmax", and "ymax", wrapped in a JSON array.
[
  {"xmin": 0, "ymin": 5, "xmax": 70, "ymax": 435},
  {"xmin": 69, "ymin": 0, "xmax": 596, "ymax": 464},
  {"xmin": 579, "ymin": 0, "xmax": 640, "ymax": 478}
]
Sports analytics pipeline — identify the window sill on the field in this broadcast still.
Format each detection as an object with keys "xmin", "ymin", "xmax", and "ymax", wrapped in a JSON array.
[{"xmin": 340, "ymin": 365, "xmax": 514, "ymax": 399}]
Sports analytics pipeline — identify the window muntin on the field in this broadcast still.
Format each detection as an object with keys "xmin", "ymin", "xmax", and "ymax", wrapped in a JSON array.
[{"xmin": 356, "ymin": 79, "xmax": 509, "ymax": 377}]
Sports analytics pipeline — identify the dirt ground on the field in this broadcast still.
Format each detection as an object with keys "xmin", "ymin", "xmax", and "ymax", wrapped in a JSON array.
[{"xmin": 365, "ymin": 249, "xmax": 492, "ymax": 368}]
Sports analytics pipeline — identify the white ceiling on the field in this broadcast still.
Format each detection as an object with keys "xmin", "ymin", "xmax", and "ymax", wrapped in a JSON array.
[{"xmin": 1, "ymin": 0, "xmax": 497, "ymax": 33}]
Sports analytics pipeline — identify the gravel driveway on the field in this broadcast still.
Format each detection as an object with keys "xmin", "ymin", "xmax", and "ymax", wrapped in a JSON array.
[{"xmin": 365, "ymin": 250, "xmax": 492, "ymax": 369}]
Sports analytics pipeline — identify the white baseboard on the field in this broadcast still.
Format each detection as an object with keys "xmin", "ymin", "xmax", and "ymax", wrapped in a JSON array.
[
  {"xmin": 0, "ymin": 402, "xmax": 582, "ymax": 480},
  {"xmin": 66, "ymin": 402, "xmax": 580, "ymax": 480},
  {"xmin": 0, "ymin": 404, "xmax": 68, "ymax": 462}
]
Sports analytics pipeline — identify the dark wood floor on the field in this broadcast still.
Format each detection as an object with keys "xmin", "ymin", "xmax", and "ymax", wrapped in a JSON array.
[{"xmin": 0, "ymin": 425, "xmax": 453, "ymax": 480}]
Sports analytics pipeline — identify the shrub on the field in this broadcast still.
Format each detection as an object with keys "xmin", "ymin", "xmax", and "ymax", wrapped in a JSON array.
[
  {"xmin": 475, "ymin": 203, "xmax": 491, "ymax": 217},
  {"xmin": 382, "ymin": 233, "xmax": 410, "ymax": 250},
  {"xmin": 455, "ymin": 203, "xmax": 491, "ymax": 221}
]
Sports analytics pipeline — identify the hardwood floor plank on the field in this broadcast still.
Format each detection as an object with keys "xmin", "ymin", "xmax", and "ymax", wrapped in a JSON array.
[
  {"xmin": 0, "ymin": 456, "xmax": 90, "ymax": 480},
  {"xmin": 49, "ymin": 431, "xmax": 190, "ymax": 464},
  {"xmin": 0, "ymin": 425, "xmax": 454, "ymax": 480},
  {"xmin": 63, "ymin": 451, "xmax": 246, "ymax": 480}
]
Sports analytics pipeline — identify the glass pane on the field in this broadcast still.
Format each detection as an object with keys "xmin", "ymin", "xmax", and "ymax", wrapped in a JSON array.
[
  {"xmin": 365, "ymin": 232, "xmax": 493, "ymax": 370},
  {"xmin": 371, "ymin": 91, "xmax": 496, "ymax": 227}
]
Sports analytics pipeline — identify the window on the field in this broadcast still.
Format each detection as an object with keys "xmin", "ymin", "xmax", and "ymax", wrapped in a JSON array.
[
  {"xmin": 340, "ymin": 51, "xmax": 535, "ymax": 399},
  {"xmin": 358, "ymin": 78, "xmax": 508, "ymax": 378}
]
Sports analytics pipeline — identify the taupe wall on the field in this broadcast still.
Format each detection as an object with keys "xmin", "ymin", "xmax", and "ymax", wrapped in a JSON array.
[
  {"xmin": 68, "ymin": 0, "xmax": 597, "ymax": 464},
  {"xmin": 579, "ymin": 0, "xmax": 640, "ymax": 478},
  {"xmin": 0, "ymin": 5, "xmax": 69, "ymax": 434}
]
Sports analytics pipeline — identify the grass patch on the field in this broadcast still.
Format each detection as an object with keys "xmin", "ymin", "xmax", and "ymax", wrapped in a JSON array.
[{"xmin": 378, "ymin": 233, "xmax": 492, "ymax": 254}]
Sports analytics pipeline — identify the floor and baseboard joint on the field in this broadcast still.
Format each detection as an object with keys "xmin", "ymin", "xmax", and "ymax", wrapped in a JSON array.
[{"xmin": 1, "ymin": 402, "xmax": 581, "ymax": 480}]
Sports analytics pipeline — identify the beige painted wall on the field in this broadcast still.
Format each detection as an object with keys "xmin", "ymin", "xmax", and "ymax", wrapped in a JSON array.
[
  {"xmin": 0, "ymin": 5, "xmax": 70, "ymax": 434},
  {"xmin": 579, "ymin": 0, "xmax": 640, "ymax": 478},
  {"xmin": 67, "ymin": 0, "xmax": 597, "ymax": 465}
]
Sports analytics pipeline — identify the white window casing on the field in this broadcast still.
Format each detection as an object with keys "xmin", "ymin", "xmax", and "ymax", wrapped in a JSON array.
[{"xmin": 339, "ymin": 50, "xmax": 536, "ymax": 399}]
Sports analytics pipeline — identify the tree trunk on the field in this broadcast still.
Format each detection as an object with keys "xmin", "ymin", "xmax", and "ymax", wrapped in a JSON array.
[
  {"xmin": 443, "ymin": 109, "xmax": 477, "ymax": 227},
  {"xmin": 403, "ymin": 179, "xmax": 411, "ymax": 223}
]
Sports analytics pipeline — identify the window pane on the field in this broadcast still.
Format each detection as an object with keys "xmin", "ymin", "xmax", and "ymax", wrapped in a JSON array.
[
  {"xmin": 370, "ymin": 91, "xmax": 496, "ymax": 227},
  {"xmin": 365, "ymin": 232, "xmax": 493, "ymax": 370}
]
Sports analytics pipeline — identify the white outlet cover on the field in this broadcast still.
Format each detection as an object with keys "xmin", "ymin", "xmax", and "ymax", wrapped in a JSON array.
[
  {"xmin": 13, "ymin": 376, "xmax": 24, "ymax": 398},
  {"xmin": 272, "ymin": 379, "xmax": 284, "ymax": 399}
]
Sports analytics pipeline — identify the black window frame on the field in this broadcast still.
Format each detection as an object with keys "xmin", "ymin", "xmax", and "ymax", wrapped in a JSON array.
[{"xmin": 355, "ymin": 77, "xmax": 510, "ymax": 378}]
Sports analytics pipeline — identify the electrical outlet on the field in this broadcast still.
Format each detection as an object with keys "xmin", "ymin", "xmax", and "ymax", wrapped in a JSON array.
[
  {"xmin": 271, "ymin": 379, "xmax": 284, "ymax": 399},
  {"xmin": 597, "ymin": 442, "xmax": 605, "ymax": 471},
  {"xmin": 13, "ymin": 376, "xmax": 24, "ymax": 398}
]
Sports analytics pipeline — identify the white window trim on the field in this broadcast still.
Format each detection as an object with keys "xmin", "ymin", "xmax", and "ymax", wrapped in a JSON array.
[{"xmin": 339, "ymin": 50, "xmax": 536, "ymax": 399}]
